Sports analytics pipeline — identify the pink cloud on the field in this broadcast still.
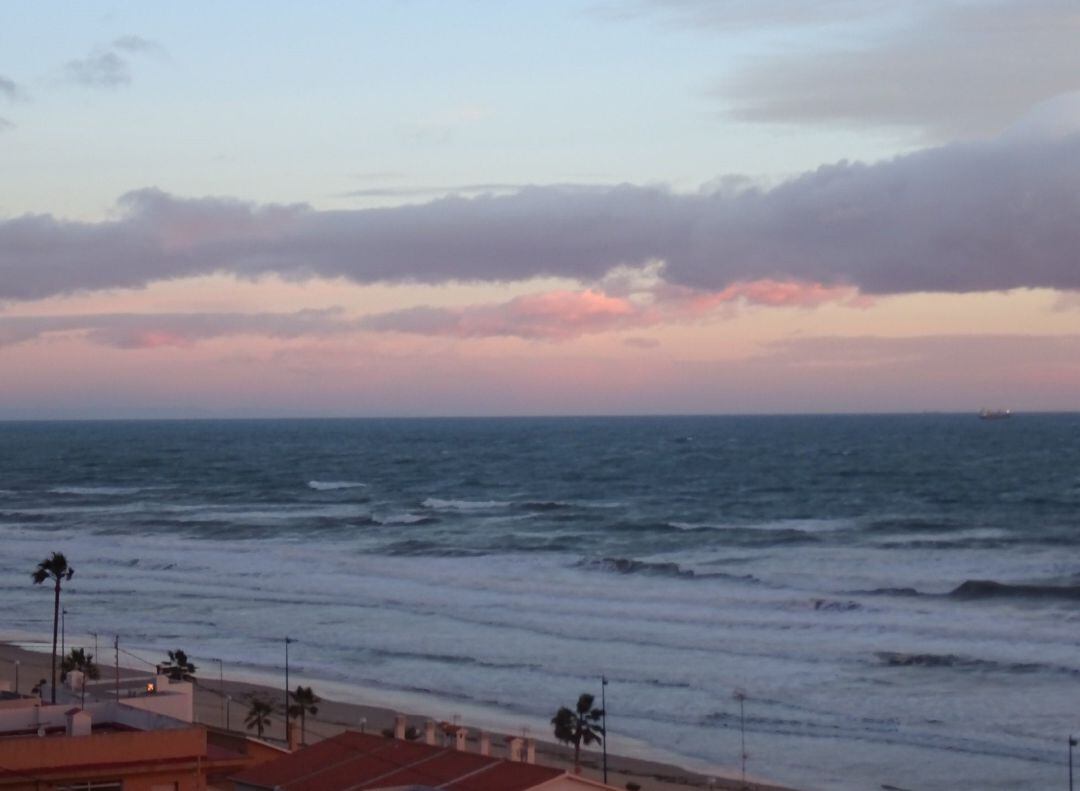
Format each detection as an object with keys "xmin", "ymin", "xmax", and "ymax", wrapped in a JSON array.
[
  {"xmin": 0, "ymin": 278, "xmax": 864, "ymax": 353},
  {"xmin": 361, "ymin": 289, "xmax": 653, "ymax": 340},
  {"xmin": 123, "ymin": 329, "xmax": 194, "ymax": 349},
  {"xmin": 655, "ymin": 278, "xmax": 867, "ymax": 316},
  {"xmin": 361, "ymin": 278, "xmax": 863, "ymax": 340},
  {"xmin": 0, "ymin": 308, "xmax": 347, "ymax": 349}
]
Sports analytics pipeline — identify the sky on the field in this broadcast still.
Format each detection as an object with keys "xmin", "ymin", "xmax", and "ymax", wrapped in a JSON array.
[{"xmin": 1, "ymin": 0, "xmax": 1079, "ymax": 418}]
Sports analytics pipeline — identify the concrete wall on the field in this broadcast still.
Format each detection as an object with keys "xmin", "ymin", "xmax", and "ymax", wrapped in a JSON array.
[
  {"xmin": 0, "ymin": 698, "xmax": 190, "ymax": 736},
  {"xmin": 0, "ymin": 726, "xmax": 206, "ymax": 791},
  {"xmin": 52, "ymin": 673, "xmax": 195, "ymax": 723},
  {"xmin": 0, "ymin": 696, "xmax": 37, "ymax": 712},
  {"xmin": 119, "ymin": 675, "xmax": 195, "ymax": 722}
]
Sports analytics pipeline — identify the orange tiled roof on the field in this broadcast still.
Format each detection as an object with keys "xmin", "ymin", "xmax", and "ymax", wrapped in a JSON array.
[{"xmin": 231, "ymin": 731, "xmax": 564, "ymax": 791}]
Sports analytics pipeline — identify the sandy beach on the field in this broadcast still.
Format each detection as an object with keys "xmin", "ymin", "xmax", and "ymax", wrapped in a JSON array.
[{"xmin": 0, "ymin": 638, "xmax": 795, "ymax": 791}]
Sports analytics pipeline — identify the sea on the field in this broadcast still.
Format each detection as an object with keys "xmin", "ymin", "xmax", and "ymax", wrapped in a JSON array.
[{"xmin": 1, "ymin": 415, "xmax": 1078, "ymax": 790}]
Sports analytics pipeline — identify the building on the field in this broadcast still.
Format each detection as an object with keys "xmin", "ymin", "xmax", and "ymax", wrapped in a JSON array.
[
  {"xmin": 231, "ymin": 726, "xmax": 620, "ymax": 791},
  {"xmin": 0, "ymin": 674, "xmax": 277, "ymax": 790}
]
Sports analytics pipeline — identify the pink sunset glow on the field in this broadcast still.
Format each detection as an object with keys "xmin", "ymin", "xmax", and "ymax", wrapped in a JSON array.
[{"xmin": 2, "ymin": 11, "xmax": 1079, "ymax": 417}]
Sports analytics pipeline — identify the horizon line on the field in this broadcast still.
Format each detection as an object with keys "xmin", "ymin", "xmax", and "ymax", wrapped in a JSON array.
[{"xmin": 0, "ymin": 410, "xmax": 1072, "ymax": 424}]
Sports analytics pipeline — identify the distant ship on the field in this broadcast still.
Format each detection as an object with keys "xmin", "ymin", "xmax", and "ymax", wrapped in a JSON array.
[{"xmin": 978, "ymin": 408, "xmax": 1012, "ymax": 420}]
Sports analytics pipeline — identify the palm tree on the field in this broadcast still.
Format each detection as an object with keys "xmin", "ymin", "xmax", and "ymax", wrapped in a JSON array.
[
  {"xmin": 32, "ymin": 552, "xmax": 74, "ymax": 704},
  {"xmin": 61, "ymin": 648, "xmax": 100, "ymax": 705},
  {"xmin": 287, "ymin": 685, "xmax": 320, "ymax": 745},
  {"xmin": 245, "ymin": 696, "xmax": 275, "ymax": 739},
  {"xmin": 160, "ymin": 649, "xmax": 197, "ymax": 682},
  {"xmin": 552, "ymin": 693, "xmax": 605, "ymax": 774}
]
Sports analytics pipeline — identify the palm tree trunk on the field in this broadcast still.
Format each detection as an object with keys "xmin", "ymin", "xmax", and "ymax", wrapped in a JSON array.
[
  {"xmin": 50, "ymin": 581, "xmax": 60, "ymax": 704},
  {"xmin": 574, "ymin": 739, "xmax": 581, "ymax": 774}
]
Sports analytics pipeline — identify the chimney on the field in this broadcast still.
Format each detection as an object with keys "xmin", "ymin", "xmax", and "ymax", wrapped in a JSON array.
[
  {"xmin": 287, "ymin": 720, "xmax": 301, "ymax": 751},
  {"xmin": 65, "ymin": 708, "xmax": 91, "ymax": 737},
  {"xmin": 454, "ymin": 727, "xmax": 468, "ymax": 752},
  {"xmin": 525, "ymin": 737, "xmax": 536, "ymax": 764},
  {"xmin": 394, "ymin": 713, "xmax": 407, "ymax": 740},
  {"xmin": 424, "ymin": 719, "xmax": 437, "ymax": 746},
  {"xmin": 479, "ymin": 731, "xmax": 491, "ymax": 756},
  {"xmin": 508, "ymin": 736, "xmax": 523, "ymax": 762}
]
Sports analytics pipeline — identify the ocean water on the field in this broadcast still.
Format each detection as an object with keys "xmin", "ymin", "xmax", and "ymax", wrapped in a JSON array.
[{"xmin": 1, "ymin": 415, "xmax": 1078, "ymax": 790}]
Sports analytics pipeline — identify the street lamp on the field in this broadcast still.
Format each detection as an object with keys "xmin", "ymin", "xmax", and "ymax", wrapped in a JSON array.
[
  {"xmin": 226, "ymin": 695, "xmax": 232, "ymax": 731},
  {"xmin": 13, "ymin": 661, "xmax": 19, "ymax": 694},
  {"xmin": 601, "ymin": 675, "xmax": 609, "ymax": 784},
  {"xmin": 284, "ymin": 637, "xmax": 296, "ymax": 734},
  {"xmin": 1069, "ymin": 734, "xmax": 1076, "ymax": 791},
  {"xmin": 733, "ymin": 690, "xmax": 748, "ymax": 790},
  {"xmin": 213, "ymin": 658, "xmax": 224, "ymax": 725}
]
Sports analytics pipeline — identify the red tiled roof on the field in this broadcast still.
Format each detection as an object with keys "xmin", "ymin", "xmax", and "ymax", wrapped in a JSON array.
[
  {"xmin": 231, "ymin": 731, "xmax": 563, "ymax": 791},
  {"xmin": 445, "ymin": 761, "xmax": 568, "ymax": 791}
]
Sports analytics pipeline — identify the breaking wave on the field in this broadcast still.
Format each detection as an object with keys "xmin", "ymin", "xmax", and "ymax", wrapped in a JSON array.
[
  {"xmin": 875, "ymin": 651, "xmax": 1079, "ymax": 676},
  {"xmin": 421, "ymin": 498, "xmax": 509, "ymax": 511},
  {"xmin": 308, "ymin": 480, "xmax": 368, "ymax": 491},
  {"xmin": 50, "ymin": 485, "xmax": 157, "ymax": 496},
  {"xmin": 576, "ymin": 556, "xmax": 758, "ymax": 582},
  {"xmin": 949, "ymin": 579, "xmax": 1080, "ymax": 601},
  {"xmin": 376, "ymin": 513, "xmax": 438, "ymax": 526}
]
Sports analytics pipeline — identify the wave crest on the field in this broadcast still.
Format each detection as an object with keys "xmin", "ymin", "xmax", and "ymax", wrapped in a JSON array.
[
  {"xmin": 308, "ymin": 480, "xmax": 368, "ymax": 491},
  {"xmin": 950, "ymin": 579, "xmax": 1080, "ymax": 601},
  {"xmin": 421, "ymin": 498, "xmax": 508, "ymax": 511}
]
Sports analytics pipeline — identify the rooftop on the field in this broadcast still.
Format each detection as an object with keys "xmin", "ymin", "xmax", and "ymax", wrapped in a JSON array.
[{"xmin": 232, "ymin": 731, "xmax": 566, "ymax": 791}]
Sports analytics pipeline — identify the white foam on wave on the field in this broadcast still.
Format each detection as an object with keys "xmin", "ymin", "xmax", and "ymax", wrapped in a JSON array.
[
  {"xmin": 0, "ymin": 516, "xmax": 1075, "ymax": 791},
  {"xmin": 50, "ymin": 485, "xmax": 159, "ymax": 496},
  {"xmin": 422, "ymin": 498, "xmax": 508, "ymax": 511},
  {"xmin": 308, "ymin": 480, "xmax": 368, "ymax": 491},
  {"xmin": 669, "ymin": 518, "xmax": 853, "ymax": 533},
  {"xmin": 380, "ymin": 513, "xmax": 430, "ymax": 525}
]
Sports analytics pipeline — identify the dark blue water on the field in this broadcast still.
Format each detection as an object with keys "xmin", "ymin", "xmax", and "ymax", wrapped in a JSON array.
[{"xmin": 1, "ymin": 415, "xmax": 1078, "ymax": 790}]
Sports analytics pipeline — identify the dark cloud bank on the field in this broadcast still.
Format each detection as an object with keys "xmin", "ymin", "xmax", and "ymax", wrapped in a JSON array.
[{"xmin": 2, "ymin": 130, "xmax": 1079, "ymax": 302}]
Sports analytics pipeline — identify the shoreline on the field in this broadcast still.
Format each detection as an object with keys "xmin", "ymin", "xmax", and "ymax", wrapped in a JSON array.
[{"xmin": 0, "ymin": 637, "xmax": 797, "ymax": 791}]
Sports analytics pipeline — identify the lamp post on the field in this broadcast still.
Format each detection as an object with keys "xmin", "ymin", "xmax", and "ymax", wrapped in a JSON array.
[
  {"xmin": 61, "ymin": 609, "xmax": 67, "ymax": 659},
  {"xmin": 13, "ymin": 661, "xmax": 19, "ymax": 694},
  {"xmin": 213, "ymin": 658, "xmax": 224, "ymax": 726},
  {"xmin": 734, "ymin": 690, "xmax": 747, "ymax": 790},
  {"xmin": 1069, "ymin": 734, "xmax": 1076, "ymax": 791},
  {"xmin": 284, "ymin": 637, "xmax": 296, "ymax": 735},
  {"xmin": 601, "ymin": 675, "xmax": 609, "ymax": 784},
  {"xmin": 226, "ymin": 695, "xmax": 232, "ymax": 731}
]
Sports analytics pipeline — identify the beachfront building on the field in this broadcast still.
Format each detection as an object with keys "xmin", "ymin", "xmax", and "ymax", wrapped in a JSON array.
[
  {"xmin": 0, "ymin": 700, "xmax": 248, "ymax": 790},
  {"xmin": 231, "ymin": 727, "xmax": 621, "ymax": 791},
  {"xmin": 47, "ymin": 669, "xmax": 196, "ymax": 723},
  {"xmin": 0, "ymin": 675, "xmax": 280, "ymax": 790}
]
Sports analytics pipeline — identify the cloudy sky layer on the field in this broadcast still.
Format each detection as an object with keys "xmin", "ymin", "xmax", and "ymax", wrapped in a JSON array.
[{"xmin": 1, "ymin": 0, "xmax": 1078, "ymax": 417}]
